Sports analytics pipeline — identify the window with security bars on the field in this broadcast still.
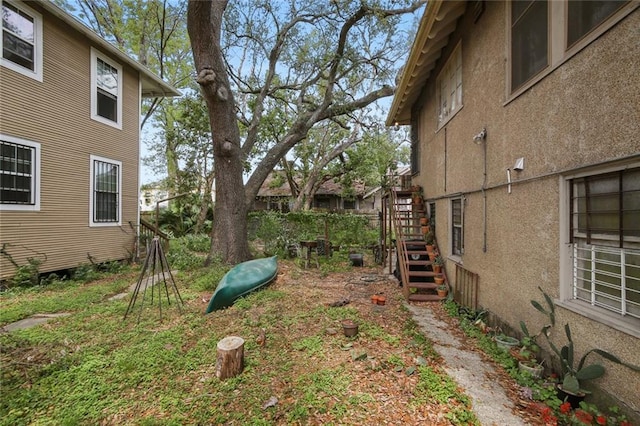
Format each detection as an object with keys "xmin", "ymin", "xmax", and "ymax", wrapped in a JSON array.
[
  {"xmin": 570, "ymin": 167, "xmax": 640, "ymax": 319},
  {"xmin": 92, "ymin": 158, "xmax": 120, "ymax": 224},
  {"xmin": 1, "ymin": 140, "xmax": 35, "ymax": 205}
]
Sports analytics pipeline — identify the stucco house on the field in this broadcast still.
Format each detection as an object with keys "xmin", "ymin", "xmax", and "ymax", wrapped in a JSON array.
[
  {"xmin": 387, "ymin": 0, "xmax": 639, "ymax": 415},
  {"xmin": 0, "ymin": 0, "xmax": 179, "ymax": 280}
]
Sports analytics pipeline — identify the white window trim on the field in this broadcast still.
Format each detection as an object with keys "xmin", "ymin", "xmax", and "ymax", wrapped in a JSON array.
[
  {"xmin": 506, "ymin": 1, "xmax": 637, "ymax": 103},
  {"xmin": 90, "ymin": 48, "xmax": 123, "ymax": 129},
  {"xmin": 436, "ymin": 42, "xmax": 463, "ymax": 129},
  {"xmin": 0, "ymin": 0, "xmax": 43, "ymax": 82},
  {"xmin": 89, "ymin": 154, "xmax": 122, "ymax": 227},
  {"xmin": 0, "ymin": 134, "xmax": 40, "ymax": 211},
  {"xmin": 558, "ymin": 160, "xmax": 640, "ymax": 338}
]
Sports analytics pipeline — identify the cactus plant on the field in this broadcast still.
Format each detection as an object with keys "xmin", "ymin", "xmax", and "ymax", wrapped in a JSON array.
[{"xmin": 531, "ymin": 287, "xmax": 640, "ymax": 395}]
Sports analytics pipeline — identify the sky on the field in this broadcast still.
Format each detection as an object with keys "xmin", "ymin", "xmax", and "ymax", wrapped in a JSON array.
[{"xmin": 58, "ymin": 0, "xmax": 423, "ymax": 186}]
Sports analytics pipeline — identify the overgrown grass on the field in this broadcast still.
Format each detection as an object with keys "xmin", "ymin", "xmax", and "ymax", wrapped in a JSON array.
[{"xmin": 1, "ymin": 238, "xmax": 478, "ymax": 425}]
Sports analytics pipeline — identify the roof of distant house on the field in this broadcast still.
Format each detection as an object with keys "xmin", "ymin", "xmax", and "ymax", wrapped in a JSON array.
[{"xmin": 257, "ymin": 171, "xmax": 367, "ymax": 198}]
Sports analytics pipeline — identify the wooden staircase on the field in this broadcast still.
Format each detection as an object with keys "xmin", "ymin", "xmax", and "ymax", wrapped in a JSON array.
[{"xmin": 390, "ymin": 187, "xmax": 448, "ymax": 302}]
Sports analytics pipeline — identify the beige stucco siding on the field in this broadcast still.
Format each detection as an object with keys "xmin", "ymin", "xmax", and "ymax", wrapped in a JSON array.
[
  {"xmin": 0, "ymin": 5, "xmax": 140, "ymax": 279},
  {"xmin": 411, "ymin": 2, "xmax": 639, "ymax": 412}
]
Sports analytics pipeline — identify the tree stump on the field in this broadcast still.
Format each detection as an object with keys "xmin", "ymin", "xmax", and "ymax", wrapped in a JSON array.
[{"xmin": 216, "ymin": 336, "xmax": 245, "ymax": 380}]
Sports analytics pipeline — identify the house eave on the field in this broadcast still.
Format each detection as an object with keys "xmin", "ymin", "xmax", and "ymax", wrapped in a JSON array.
[
  {"xmin": 39, "ymin": 1, "xmax": 181, "ymax": 98},
  {"xmin": 386, "ymin": 0, "xmax": 466, "ymax": 126}
]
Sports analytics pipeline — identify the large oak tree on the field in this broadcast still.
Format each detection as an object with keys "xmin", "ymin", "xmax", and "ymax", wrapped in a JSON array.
[{"xmin": 187, "ymin": 0, "xmax": 423, "ymax": 264}]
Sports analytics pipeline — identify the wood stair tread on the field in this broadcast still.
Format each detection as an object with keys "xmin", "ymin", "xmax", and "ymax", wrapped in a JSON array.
[
  {"xmin": 408, "ymin": 271, "xmax": 441, "ymax": 277},
  {"xmin": 408, "ymin": 282, "xmax": 438, "ymax": 290},
  {"xmin": 406, "ymin": 260, "xmax": 432, "ymax": 266},
  {"xmin": 409, "ymin": 294, "xmax": 445, "ymax": 302}
]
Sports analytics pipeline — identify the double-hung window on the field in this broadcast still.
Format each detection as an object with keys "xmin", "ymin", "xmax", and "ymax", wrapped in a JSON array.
[
  {"xmin": 1, "ymin": 0, "xmax": 42, "ymax": 81},
  {"xmin": 91, "ymin": 48, "xmax": 123, "ymax": 129},
  {"xmin": 510, "ymin": 1, "xmax": 632, "ymax": 95},
  {"xmin": 567, "ymin": 166, "xmax": 640, "ymax": 322},
  {"xmin": 0, "ymin": 135, "xmax": 40, "ymax": 211},
  {"xmin": 451, "ymin": 197, "xmax": 464, "ymax": 257},
  {"xmin": 90, "ymin": 155, "xmax": 121, "ymax": 226},
  {"xmin": 436, "ymin": 43, "xmax": 462, "ymax": 128}
]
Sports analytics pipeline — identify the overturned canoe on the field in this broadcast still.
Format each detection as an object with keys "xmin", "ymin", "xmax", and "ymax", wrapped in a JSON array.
[{"xmin": 206, "ymin": 256, "xmax": 278, "ymax": 313}]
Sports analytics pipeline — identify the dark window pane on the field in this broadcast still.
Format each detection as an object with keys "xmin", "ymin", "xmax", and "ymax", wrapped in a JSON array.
[
  {"xmin": 567, "ymin": 1, "xmax": 627, "ymax": 48},
  {"xmin": 571, "ymin": 167, "xmax": 640, "ymax": 248},
  {"xmin": 93, "ymin": 160, "xmax": 119, "ymax": 222},
  {"xmin": 511, "ymin": 0, "xmax": 548, "ymax": 91},
  {"xmin": 97, "ymin": 90, "xmax": 117, "ymax": 121},
  {"xmin": 0, "ymin": 140, "xmax": 34, "ymax": 205},
  {"xmin": 2, "ymin": 2, "xmax": 35, "ymax": 70}
]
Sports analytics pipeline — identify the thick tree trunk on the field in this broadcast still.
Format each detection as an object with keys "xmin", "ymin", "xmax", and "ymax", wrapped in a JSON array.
[{"xmin": 188, "ymin": 0, "xmax": 251, "ymax": 264}]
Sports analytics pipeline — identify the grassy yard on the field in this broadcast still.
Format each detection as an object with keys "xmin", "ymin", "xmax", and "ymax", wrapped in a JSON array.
[{"xmin": 0, "ymin": 255, "xmax": 477, "ymax": 425}]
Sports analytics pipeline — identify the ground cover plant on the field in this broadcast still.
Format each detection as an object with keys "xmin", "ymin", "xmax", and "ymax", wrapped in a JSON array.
[
  {"xmin": 440, "ymin": 300, "xmax": 636, "ymax": 426},
  {"xmin": 1, "ymin": 243, "xmax": 478, "ymax": 425}
]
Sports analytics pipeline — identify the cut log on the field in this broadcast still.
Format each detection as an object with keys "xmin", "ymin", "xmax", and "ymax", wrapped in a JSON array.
[{"xmin": 216, "ymin": 336, "xmax": 245, "ymax": 379}]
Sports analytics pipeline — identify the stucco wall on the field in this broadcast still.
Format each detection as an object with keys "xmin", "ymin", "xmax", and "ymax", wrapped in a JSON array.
[
  {"xmin": 411, "ymin": 1, "xmax": 639, "ymax": 414},
  {"xmin": 0, "ymin": 3, "xmax": 140, "ymax": 279}
]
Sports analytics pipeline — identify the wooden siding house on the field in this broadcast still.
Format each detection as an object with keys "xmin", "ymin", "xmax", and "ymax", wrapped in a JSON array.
[
  {"xmin": 0, "ymin": 0, "xmax": 179, "ymax": 280},
  {"xmin": 387, "ymin": 0, "xmax": 639, "ymax": 414}
]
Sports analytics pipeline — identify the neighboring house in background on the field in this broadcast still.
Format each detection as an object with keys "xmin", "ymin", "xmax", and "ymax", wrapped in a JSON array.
[
  {"xmin": 363, "ymin": 165, "xmax": 413, "ymax": 212},
  {"xmin": 0, "ymin": 0, "xmax": 179, "ymax": 280},
  {"xmin": 387, "ymin": 0, "xmax": 639, "ymax": 415},
  {"xmin": 254, "ymin": 170, "xmax": 375, "ymax": 212},
  {"xmin": 139, "ymin": 187, "xmax": 169, "ymax": 212}
]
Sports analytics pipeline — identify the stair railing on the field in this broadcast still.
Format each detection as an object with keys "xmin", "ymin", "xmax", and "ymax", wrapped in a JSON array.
[{"xmin": 390, "ymin": 188, "xmax": 411, "ymax": 300}]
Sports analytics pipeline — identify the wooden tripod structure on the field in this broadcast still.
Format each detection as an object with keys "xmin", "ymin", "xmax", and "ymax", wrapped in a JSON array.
[{"xmin": 124, "ymin": 236, "xmax": 183, "ymax": 323}]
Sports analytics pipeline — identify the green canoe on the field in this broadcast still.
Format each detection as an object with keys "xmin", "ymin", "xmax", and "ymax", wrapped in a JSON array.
[{"xmin": 205, "ymin": 256, "xmax": 278, "ymax": 313}]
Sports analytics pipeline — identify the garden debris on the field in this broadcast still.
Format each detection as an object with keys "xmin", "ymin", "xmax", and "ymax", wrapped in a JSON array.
[
  {"xmin": 256, "ymin": 328, "xmax": 266, "ymax": 347},
  {"xmin": 327, "ymin": 298, "xmax": 350, "ymax": 307},
  {"xmin": 262, "ymin": 396, "xmax": 278, "ymax": 409}
]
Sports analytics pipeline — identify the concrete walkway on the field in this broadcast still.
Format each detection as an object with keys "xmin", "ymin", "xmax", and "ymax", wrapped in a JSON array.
[{"xmin": 406, "ymin": 303, "xmax": 529, "ymax": 426}]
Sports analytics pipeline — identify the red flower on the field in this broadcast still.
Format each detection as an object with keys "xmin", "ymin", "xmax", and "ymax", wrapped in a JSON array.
[
  {"xmin": 539, "ymin": 406, "xmax": 557, "ymax": 425},
  {"xmin": 575, "ymin": 409, "xmax": 594, "ymax": 424},
  {"xmin": 596, "ymin": 415, "xmax": 607, "ymax": 425},
  {"xmin": 620, "ymin": 422, "xmax": 631, "ymax": 426},
  {"xmin": 560, "ymin": 402, "xmax": 572, "ymax": 414}
]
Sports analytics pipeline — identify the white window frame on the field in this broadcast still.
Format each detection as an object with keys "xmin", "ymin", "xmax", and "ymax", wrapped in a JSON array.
[
  {"xmin": 0, "ymin": 0, "xmax": 43, "ymax": 81},
  {"xmin": 558, "ymin": 160, "xmax": 640, "ymax": 338},
  {"xmin": 507, "ymin": 0, "xmax": 636, "ymax": 100},
  {"xmin": 449, "ymin": 196, "xmax": 464, "ymax": 262},
  {"xmin": 0, "ymin": 134, "xmax": 40, "ymax": 211},
  {"xmin": 89, "ymin": 154, "xmax": 121, "ymax": 227},
  {"xmin": 436, "ymin": 43, "xmax": 462, "ymax": 128},
  {"xmin": 90, "ymin": 48, "xmax": 123, "ymax": 129}
]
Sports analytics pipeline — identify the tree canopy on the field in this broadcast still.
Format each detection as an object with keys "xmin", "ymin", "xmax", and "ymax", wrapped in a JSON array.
[{"xmin": 188, "ymin": 0, "xmax": 423, "ymax": 263}]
